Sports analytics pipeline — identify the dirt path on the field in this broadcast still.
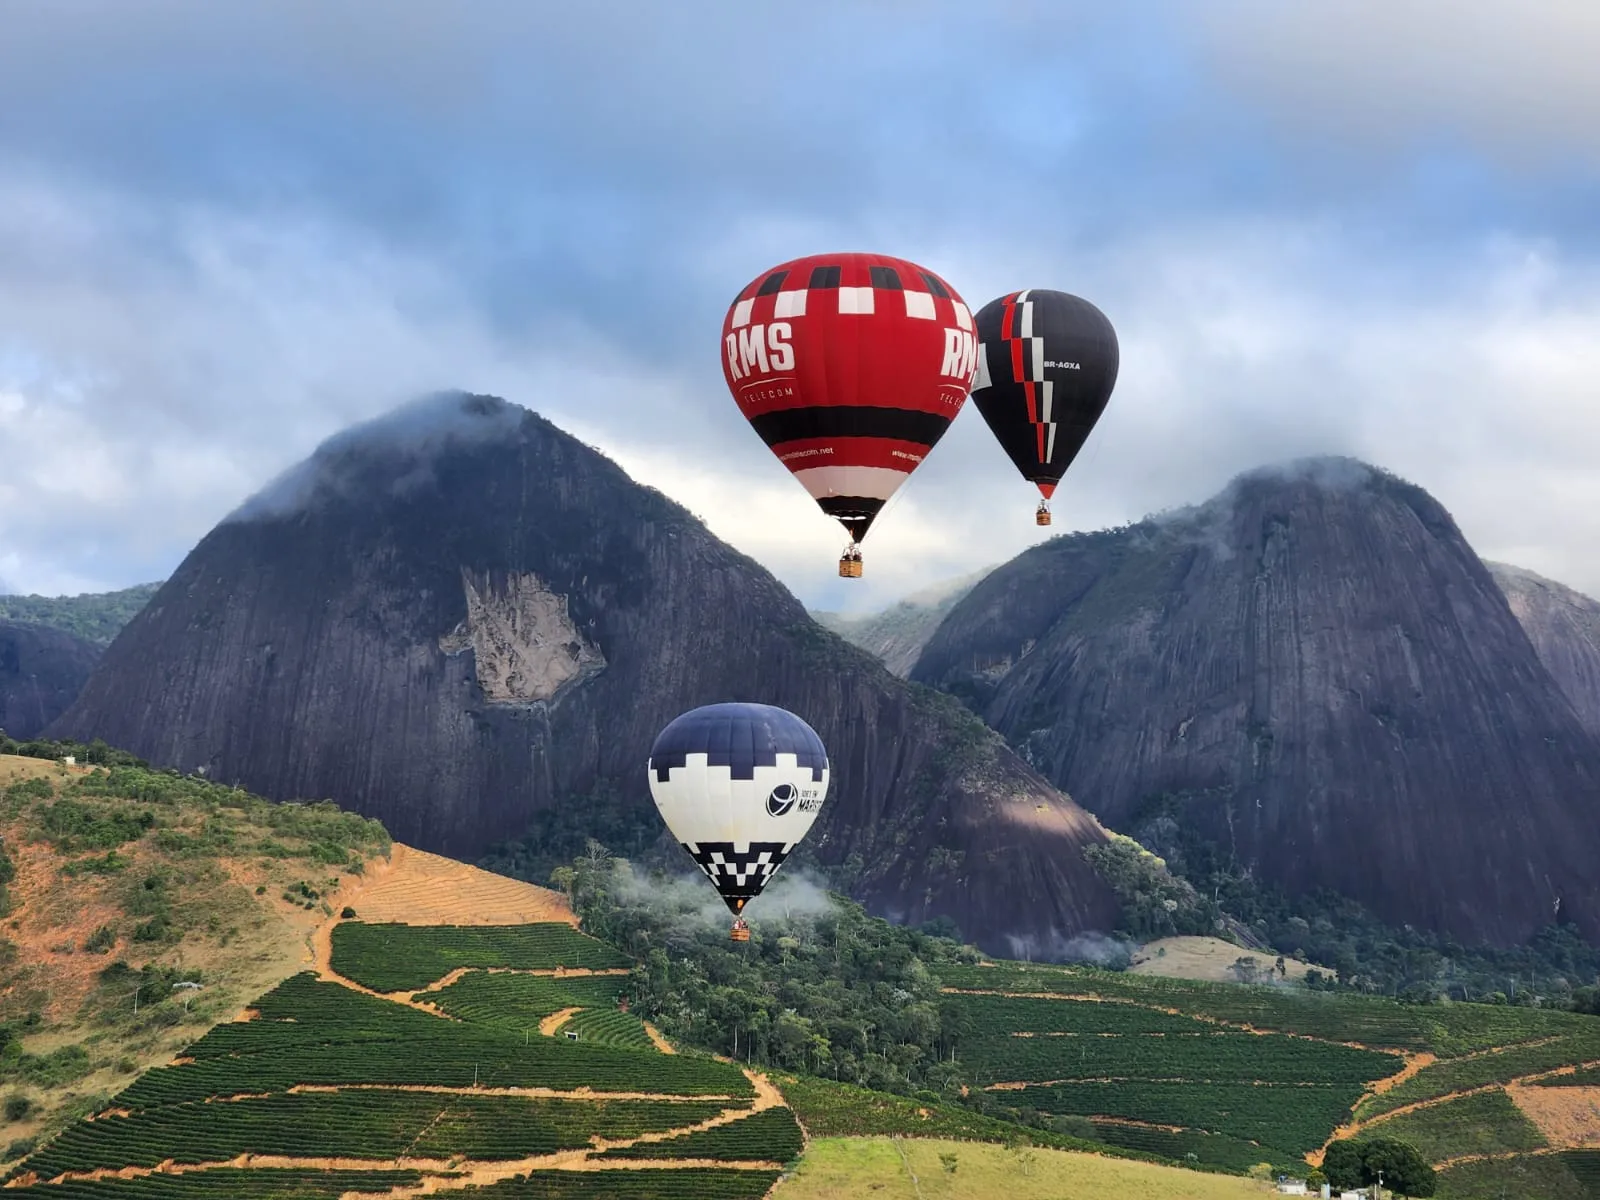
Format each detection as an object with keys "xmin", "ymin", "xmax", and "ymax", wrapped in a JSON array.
[
  {"xmin": 19, "ymin": 1065, "xmax": 786, "ymax": 1192},
  {"xmin": 643, "ymin": 1022, "xmax": 675, "ymax": 1055},
  {"xmin": 540, "ymin": 1007, "xmax": 581, "ymax": 1037},
  {"xmin": 408, "ymin": 964, "xmax": 631, "ymax": 1000}
]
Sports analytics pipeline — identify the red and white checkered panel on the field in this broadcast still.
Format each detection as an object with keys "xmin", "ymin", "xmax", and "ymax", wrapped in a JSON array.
[{"xmin": 720, "ymin": 252, "xmax": 978, "ymax": 543}]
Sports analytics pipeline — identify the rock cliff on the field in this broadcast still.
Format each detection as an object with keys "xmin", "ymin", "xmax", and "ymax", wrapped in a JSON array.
[
  {"xmin": 47, "ymin": 392, "xmax": 1119, "ymax": 955},
  {"xmin": 0, "ymin": 618, "xmax": 101, "ymax": 739},
  {"xmin": 912, "ymin": 457, "xmax": 1600, "ymax": 947},
  {"xmin": 1488, "ymin": 561, "xmax": 1600, "ymax": 737},
  {"xmin": 813, "ymin": 568, "xmax": 992, "ymax": 678}
]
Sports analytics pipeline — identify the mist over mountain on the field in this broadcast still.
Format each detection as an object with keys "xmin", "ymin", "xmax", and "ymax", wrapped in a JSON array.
[{"xmin": 48, "ymin": 392, "xmax": 1120, "ymax": 956}]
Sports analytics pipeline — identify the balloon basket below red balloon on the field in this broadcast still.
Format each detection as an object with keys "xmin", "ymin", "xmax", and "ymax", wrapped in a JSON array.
[{"xmin": 1036, "ymin": 502, "xmax": 1052, "ymax": 526}]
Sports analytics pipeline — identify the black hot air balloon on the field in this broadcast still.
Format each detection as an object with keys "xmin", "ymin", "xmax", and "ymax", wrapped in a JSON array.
[{"xmin": 969, "ymin": 289, "xmax": 1119, "ymax": 525}]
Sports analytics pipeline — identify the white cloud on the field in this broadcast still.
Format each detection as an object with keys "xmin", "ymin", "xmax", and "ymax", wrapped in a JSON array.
[
  {"xmin": 1184, "ymin": 1, "xmax": 1600, "ymax": 166},
  {"xmin": 2, "ymin": 168, "xmax": 1599, "ymax": 611}
]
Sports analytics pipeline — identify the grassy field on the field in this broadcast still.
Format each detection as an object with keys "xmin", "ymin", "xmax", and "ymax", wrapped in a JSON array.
[{"xmin": 778, "ymin": 1137, "xmax": 1275, "ymax": 1200}]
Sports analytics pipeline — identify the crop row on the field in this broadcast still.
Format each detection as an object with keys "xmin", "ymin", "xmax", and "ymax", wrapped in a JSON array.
[
  {"xmin": 1533, "ymin": 1064, "xmax": 1600, "ymax": 1087},
  {"xmin": 1, "ymin": 1169, "xmax": 437, "ymax": 1198},
  {"xmin": 1088, "ymin": 1120, "xmax": 1299, "ymax": 1175},
  {"xmin": 1356, "ymin": 1029, "xmax": 1600, "ymax": 1120},
  {"xmin": 1563, "ymin": 1150, "xmax": 1600, "ymax": 1191},
  {"xmin": 938, "ymin": 963, "xmax": 1599, "ymax": 1058},
  {"xmin": 945, "ymin": 994, "xmax": 1212, "ymax": 1037},
  {"xmin": 958, "ymin": 1030, "xmax": 1399, "ymax": 1086},
  {"xmin": 562, "ymin": 1008, "xmax": 654, "ymax": 1050},
  {"xmin": 599, "ymin": 1108, "xmax": 804, "ymax": 1163},
  {"xmin": 1436, "ymin": 1153, "xmax": 1594, "ymax": 1200},
  {"xmin": 462, "ymin": 1169, "xmax": 786, "ymax": 1198},
  {"xmin": 117, "ymin": 1037, "xmax": 751, "ymax": 1109},
  {"xmin": 19, "ymin": 1092, "xmax": 731, "ymax": 1180},
  {"xmin": 419, "ymin": 972, "xmax": 629, "ymax": 1028},
  {"xmin": 770, "ymin": 1074, "xmax": 1155, "ymax": 1166},
  {"xmin": 1011, "ymin": 1080, "xmax": 1366, "ymax": 1155},
  {"xmin": 330, "ymin": 922, "xmax": 630, "ymax": 991},
  {"xmin": 1362, "ymin": 1088, "xmax": 1545, "ymax": 1164}
]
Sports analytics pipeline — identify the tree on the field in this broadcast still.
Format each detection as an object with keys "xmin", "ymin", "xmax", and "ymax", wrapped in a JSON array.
[
  {"xmin": 1361, "ymin": 1137, "xmax": 1435, "ymax": 1198},
  {"xmin": 1322, "ymin": 1136, "xmax": 1436, "ymax": 1198},
  {"xmin": 1322, "ymin": 1139, "xmax": 1365, "ymax": 1190},
  {"xmin": 1306, "ymin": 1167, "xmax": 1327, "ymax": 1191}
]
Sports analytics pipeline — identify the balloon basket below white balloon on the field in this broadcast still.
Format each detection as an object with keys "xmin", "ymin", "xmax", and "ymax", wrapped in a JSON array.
[{"xmin": 730, "ymin": 919, "xmax": 751, "ymax": 943}]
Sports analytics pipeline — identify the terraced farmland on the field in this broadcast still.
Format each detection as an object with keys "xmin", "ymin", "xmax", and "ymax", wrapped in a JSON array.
[
  {"xmin": 330, "ymin": 921, "xmax": 630, "ymax": 991},
  {"xmin": 5, "ymin": 922, "xmax": 802, "ymax": 1198},
  {"xmin": 1, "ymin": 1169, "xmax": 443, "ymax": 1197},
  {"xmin": 598, "ymin": 1108, "xmax": 805, "ymax": 1162},
  {"xmin": 418, "ymin": 970, "xmax": 630, "ymax": 1027},
  {"xmin": 941, "ymin": 957, "xmax": 1600, "ymax": 1180}
]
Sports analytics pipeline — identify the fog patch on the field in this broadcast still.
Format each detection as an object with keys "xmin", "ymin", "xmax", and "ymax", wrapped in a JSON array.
[
  {"xmin": 1002, "ymin": 927, "xmax": 1136, "ymax": 968},
  {"xmin": 1143, "ymin": 454, "xmax": 1382, "ymax": 562},
  {"xmin": 607, "ymin": 859, "xmax": 840, "ymax": 934},
  {"xmin": 223, "ymin": 390, "xmax": 529, "ymax": 523}
]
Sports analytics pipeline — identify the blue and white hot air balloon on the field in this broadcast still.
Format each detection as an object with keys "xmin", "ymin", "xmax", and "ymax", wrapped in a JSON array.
[{"xmin": 647, "ymin": 702, "xmax": 831, "ymax": 940}]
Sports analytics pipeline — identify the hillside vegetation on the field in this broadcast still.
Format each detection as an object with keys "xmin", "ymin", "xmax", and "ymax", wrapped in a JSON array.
[
  {"xmin": 11, "ymin": 751, "xmax": 1600, "ymax": 1196},
  {"xmin": 0, "ymin": 749, "xmax": 389, "ymax": 1162},
  {"xmin": 0, "ymin": 584, "xmax": 161, "ymax": 647},
  {"xmin": 5, "ymin": 898, "xmax": 800, "ymax": 1197}
]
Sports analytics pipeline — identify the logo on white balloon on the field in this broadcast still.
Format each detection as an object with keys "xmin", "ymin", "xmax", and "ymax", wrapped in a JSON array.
[{"xmin": 766, "ymin": 784, "xmax": 798, "ymax": 818}]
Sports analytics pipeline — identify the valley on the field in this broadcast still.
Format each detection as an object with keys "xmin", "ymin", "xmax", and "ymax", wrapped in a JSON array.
[{"xmin": 8, "ymin": 750, "xmax": 1600, "ymax": 1197}]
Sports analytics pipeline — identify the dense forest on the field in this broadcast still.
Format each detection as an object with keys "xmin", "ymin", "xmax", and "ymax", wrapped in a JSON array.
[{"xmin": 0, "ymin": 583, "xmax": 161, "ymax": 646}]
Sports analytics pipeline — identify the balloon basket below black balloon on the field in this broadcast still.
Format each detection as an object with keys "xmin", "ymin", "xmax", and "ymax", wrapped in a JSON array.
[
  {"xmin": 1035, "ymin": 502, "xmax": 1052, "ymax": 526},
  {"xmin": 838, "ymin": 545, "xmax": 864, "ymax": 578},
  {"xmin": 729, "ymin": 919, "xmax": 751, "ymax": 942}
]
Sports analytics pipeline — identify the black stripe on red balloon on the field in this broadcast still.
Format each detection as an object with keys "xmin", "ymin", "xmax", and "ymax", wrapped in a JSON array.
[{"xmin": 749, "ymin": 405, "xmax": 951, "ymax": 448}]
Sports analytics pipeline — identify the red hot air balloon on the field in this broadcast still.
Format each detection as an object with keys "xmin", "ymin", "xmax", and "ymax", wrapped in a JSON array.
[{"xmin": 720, "ymin": 252, "xmax": 978, "ymax": 577}]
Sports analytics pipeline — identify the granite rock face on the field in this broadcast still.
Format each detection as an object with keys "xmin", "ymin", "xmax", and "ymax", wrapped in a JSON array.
[
  {"xmin": 1488, "ymin": 561, "xmax": 1600, "ymax": 738},
  {"xmin": 913, "ymin": 457, "xmax": 1600, "ymax": 947},
  {"xmin": 0, "ymin": 619, "xmax": 101, "ymax": 739},
  {"xmin": 48, "ymin": 393, "xmax": 1119, "ymax": 955}
]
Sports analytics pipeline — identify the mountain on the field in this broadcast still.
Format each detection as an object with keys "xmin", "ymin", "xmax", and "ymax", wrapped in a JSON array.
[
  {"xmin": 46, "ymin": 392, "xmax": 1119, "ymax": 956},
  {"xmin": 0, "ymin": 619, "xmax": 101, "ymax": 739},
  {"xmin": 1488, "ymin": 561, "xmax": 1600, "ymax": 737},
  {"xmin": 812, "ymin": 568, "xmax": 993, "ymax": 677},
  {"xmin": 0, "ymin": 582, "xmax": 162, "ymax": 646},
  {"xmin": 912, "ymin": 456, "xmax": 1600, "ymax": 948}
]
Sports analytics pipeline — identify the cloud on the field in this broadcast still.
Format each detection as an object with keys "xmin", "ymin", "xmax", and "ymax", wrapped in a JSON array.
[
  {"xmin": 1184, "ymin": 2, "xmax": 1600, "ymax": 169},
  {"xmin": 1, "ymin": 4, "xmax": 1598, "ymax": 611},
  {"xmin": 606, "ymin": 858, "xmax": 839, "ymax": 935}
]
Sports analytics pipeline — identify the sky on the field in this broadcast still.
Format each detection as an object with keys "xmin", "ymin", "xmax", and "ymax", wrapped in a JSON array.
[{"xmin": 1, "ymin": 1, "xmax": 1598, "ymax": 613}]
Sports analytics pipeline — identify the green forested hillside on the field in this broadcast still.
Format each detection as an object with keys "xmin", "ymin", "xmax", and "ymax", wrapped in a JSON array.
[{"xmin": 0, "ymin": 584, "xmax": 162, "ymax": 646}]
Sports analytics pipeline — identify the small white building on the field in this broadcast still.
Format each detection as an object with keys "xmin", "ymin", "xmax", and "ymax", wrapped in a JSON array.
[{"xmin": 1276, "ymin": 1181, "xmax": 1307, "ymax": 1196}]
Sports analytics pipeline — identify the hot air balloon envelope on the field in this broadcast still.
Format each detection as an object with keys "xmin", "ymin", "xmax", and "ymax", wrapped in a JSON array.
[
  {"xmin": 647, "ymin": 702, "xmax": 831, "ymax": 918},
  {"xmin": 720, "ymin": 252, "xmax": 978, "ymax": 563},
  {"xmin": 970, "ymin": 289, "xmax": 1119, "ymax": 509}
]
